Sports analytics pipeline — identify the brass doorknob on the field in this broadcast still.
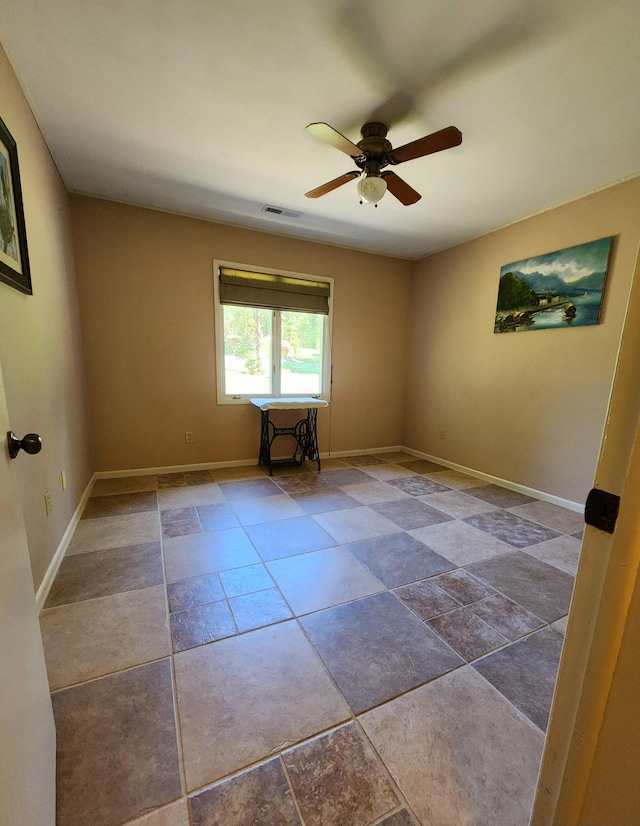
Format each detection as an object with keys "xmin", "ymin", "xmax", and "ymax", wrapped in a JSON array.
[{"xmin": 7, "ymin": 431, "xmax": 42, "ymax": 459}]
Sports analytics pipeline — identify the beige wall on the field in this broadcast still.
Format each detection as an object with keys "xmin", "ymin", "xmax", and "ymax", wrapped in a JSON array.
[
  {"xmin": 69, "ymin": 196, "xmax": 413, "ymax": 471},
  {"xmin": 0, "ymin": 45, "xmax": 92, "ymax": 589},
  {"xmin": 403, "ymin": 177, "xmax": 640, "ymax": 504}
]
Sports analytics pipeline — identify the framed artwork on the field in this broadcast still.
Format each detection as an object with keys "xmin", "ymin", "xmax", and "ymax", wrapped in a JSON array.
[
  {"xmin": 0, "ymin": 116, "xmax": 32, "ymax": 294},
  {"xmin": 494, "ymin": 236, "xmax": 613, "ymax": 333}
]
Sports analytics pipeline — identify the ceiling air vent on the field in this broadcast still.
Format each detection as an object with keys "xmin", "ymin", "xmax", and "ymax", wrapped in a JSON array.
[{"xmin": 261, "ymin": 204, "xmax": 302, "ymax": 219}]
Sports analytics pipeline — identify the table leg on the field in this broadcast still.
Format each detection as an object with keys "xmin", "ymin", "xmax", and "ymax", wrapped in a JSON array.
[
  {"xmin": 258, "ymin": 409, "xmax": 273, "ymax": 475},
  {"xmin": 305, "ymin": 407, "xmax": 321, "ymax": 471}
]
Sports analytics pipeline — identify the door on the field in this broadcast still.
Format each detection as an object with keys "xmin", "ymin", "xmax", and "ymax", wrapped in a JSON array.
[
  {"xmin": 0, "ymin": 362, "xmax": 55, "ymax": 825},
  {"xmin": 531, "ymin": 242, "xmax": 640, "ymax": 824}
]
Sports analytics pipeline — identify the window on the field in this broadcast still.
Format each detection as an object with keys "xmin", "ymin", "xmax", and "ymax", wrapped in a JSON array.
[{"xmin": 214, "ymin": 262, "xmax": 332, "ymax": 403}]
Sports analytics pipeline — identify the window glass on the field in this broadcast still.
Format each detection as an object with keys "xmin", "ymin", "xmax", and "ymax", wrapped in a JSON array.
[
  {"xmin": 280, "ymin": 311, "xmax": 323, "ymax": 395},
  {"xmin": 222, "ymin": 305, "xmax": 272, "ymax": 395}
]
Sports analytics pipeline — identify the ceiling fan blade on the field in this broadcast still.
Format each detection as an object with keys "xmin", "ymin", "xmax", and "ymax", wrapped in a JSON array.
[
  {"xmin": 305, "ymin": 171, "xmax": 360, "ymax": 198},
  {"xmin": 389, "ymin": 125, "xmax": 462, "ymax": 164},
  {"xmin": 382, "ymin": 171, "xmax": 421, "ymax": 205},
  {"xmin": 306, "ymin": 122, "xmax": 363, "ymax": 157}
]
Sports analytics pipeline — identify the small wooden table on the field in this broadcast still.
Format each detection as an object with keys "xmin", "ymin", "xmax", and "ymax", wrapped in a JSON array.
[{"xmin": 250, "ymin": 397, "xmax": 329, "ymax": 476}]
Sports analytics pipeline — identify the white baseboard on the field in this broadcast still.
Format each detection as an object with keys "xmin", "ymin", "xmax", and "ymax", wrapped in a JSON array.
[
  {"xmin": 401, "ymin": 446, "xmax": 584, "ymax": 514},
  {"xmin": 327, "ymin": 445, "xmax": 404, "ymax": 458},
  {"xmin": 94, "ymin": 457, "xmax": 259, "ymax": 479},
  {"xmin": 89, "ymin": 443, "xmax": 583, "ymax": 514},
  {"xmin": 36, "ymin": 473, "xmax": 96, "ymax": 610}
]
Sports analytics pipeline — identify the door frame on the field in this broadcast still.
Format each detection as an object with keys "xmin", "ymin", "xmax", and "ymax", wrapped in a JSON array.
[
  {"xmin": 531, "ymin": 242, "xmax": 640, "ymax": 824},
  {"xmin": 0, "ymin": 359, "xmax": 56, "ymax": 826}
]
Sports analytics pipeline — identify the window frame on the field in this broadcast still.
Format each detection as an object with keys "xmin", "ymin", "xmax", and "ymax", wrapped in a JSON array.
[{"xmin": 213, "ymin": 259, "xmax": 333, "ymax": 405}]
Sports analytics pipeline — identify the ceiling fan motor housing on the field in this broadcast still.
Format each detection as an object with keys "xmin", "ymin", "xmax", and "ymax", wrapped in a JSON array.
[{"xmin": 356, "ymin": 122, "xmax": 393, "ymax": 175}]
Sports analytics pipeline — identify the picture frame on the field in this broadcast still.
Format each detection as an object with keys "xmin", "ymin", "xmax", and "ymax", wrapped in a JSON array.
[
  {"xmin": 0, "ymin": 116, "xmax": 32, "ymax": 295},
  {"xmin": 494, "ymin": 236, "xmax": 613, "ymax": 334}
]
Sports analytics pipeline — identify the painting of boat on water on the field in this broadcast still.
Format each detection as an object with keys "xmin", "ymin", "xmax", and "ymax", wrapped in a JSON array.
[{"xmin": 494, "ymin": 236, "xmax": 613, "ymax": 334}]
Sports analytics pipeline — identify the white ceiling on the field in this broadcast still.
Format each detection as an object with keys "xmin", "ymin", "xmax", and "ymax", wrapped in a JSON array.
[{"xmin": 1, "ymin": 0, "xmax": 639, "ymax": 259}]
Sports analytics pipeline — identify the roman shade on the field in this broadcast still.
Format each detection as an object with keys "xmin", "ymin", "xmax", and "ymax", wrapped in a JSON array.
[{"xmin": 219, "ymin": 267, "xmax": 330, "ymax": 315}]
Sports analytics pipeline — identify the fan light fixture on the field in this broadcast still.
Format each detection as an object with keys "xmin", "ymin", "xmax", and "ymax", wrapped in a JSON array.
[{"xmin": 357, "ymin": 174, "xmax": 387, "ymax": 205}]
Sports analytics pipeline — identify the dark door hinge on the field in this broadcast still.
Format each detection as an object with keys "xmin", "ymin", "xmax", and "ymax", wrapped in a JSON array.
[{"xmin": 585, "ymin": 488, "xmax": 620, "ymax": 534}]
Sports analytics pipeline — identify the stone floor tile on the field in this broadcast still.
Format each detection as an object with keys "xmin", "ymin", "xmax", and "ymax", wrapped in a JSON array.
[
  {"xmin": 44, "ymin": 542, "xmax": 163, "ymax": 608},
  {"xmin": 231, "ymin": 494, "xmax": 306, "ymax": 525},
  {"xmin": 372, "ymin": 451, "xmax": 415, "ymax": 463},
  {"xmin": 339, "ymin": 480, "xmax": 411, "ymax": 505},
  {"xmin": 360, "ymin": 464, "xmax": 418, "ymax": 481},
  {"xmin": 360, "ymin": 667, "xmax": 544, "ymax": 826},
  {"xmin": 347, "ymin": 532, "xmax": 454, "ymax": 588},
  {"xmin": 473, "ymin": 626, "xmax": 564, "ymax": 731},
  {"xmin": 161, "ymin": 512, "xmax": 203, "ymax": 538},
  {"xmin": 308, "ymin": 457, "xmax": 350, "ymax": 470},
  {"xmin": 91, "ymin": 475, "xmax": 157, "ymax": 496},
  {"xmin": 157, "ymin": 473, "xmax": 189, "ymax": 488},
  {"xmin": 162, "ymin": 519, "xmax": 202, "ymax": 539},
  {"xmin": 184, "ymin": 470, "xmax": 217, "ymax": 486},
  {"xmin": 291, "ymin": 487, "xmax": 361, "ymax": 514},
  {"xmin": 52, "ymin": 659, "xmax": 181, "ymax": 826},
  {"xmin": 377, "ymin": 810, "xmax": 419, "ymax": 826},
  {"xmin": 433, "ymin": 569, "xmax": 496, "ymax": 605},
  {"xmin": 67, "ymin": 511, "xmax": 160, "ymax": 555},
  {"xmin": 41, "ymin": 585, "xmax": 170, "ymax": 689},
  {"xmin": 267, "ymin": 546, "xmax": 385, "ymax": 615},
  {"xmin": 189, "ymin": 757, "xmax": 301, "ymax": 826},
  {"xmin": 428, "ymin": 606, "xmax": 508, "ymax": 661},
  {"xmin": 467, "ymin": 551, "xmax": 575, "ymax": 622},
  {"xmin": 246, "ymin": 516, "xmax": 337, "ymax": 561},
  {"xmin": 508, "ymin": 500, "xmax": 585, "ymax": 534},
  {"xmin": 167, "ymin": 572, "xmax": 225, "ymax": 613},
  {"xmin": 282, "ymin": 722, "xmax": 399, "ymax": 826},
  {"xmin": 228, "ymin": 588, "xmax": 292, "ymax": 632},
  {"xmin": 301, "ymin": 592, "xmax": 463, "ymax": 714},
  {"xmin": 82, "ymin": 491, "xmax": 158, "ymax": 520},
  {"xmin": 393, "ymin": 579, "xmax": 461, "ymax": 620},
  {"xmin": 161, "ymin": 507, "xmax": 198, "ymax": 524},
  {"xmin": 273, "ymin": 475, "xmax": 312, "ymax": 494},
  {"xmin": 158, "ymin": 485, "xmax": 226, "ymax": 510},
  {"xmin": 315, "ymin": 467, "xmax": 377, "ymax": 487},
  {"xmin": 469, "ymin": 593, "xmax": 544, "ymax": 641},
  {"xmin": 210, "ymin": 465, "xmax": 267, "ymax": 481},
  {"xmin": 124, "ymin": 799, "xmax": 189, "ymax": 825},
  {"xmin": 553, "ymin": 616, "xmax": 568, "ymax": 634},
  {"xmin": 371, "ymin": 498, "xmax": 453, "ymax": 530},
  {"xmin": 342, "ymin": 454, "xmax": 385, "ymax": 467},
  {"xmin": 523, "ymin": 534, "xmax": 583, "ymax": 575},
  {"xmin": 219, "ymin": 563, "xmax": 275, "ymax": 597},
  {"xmin": 422, "ymin": 470, "xmax": 480, "ymax": 489},
  {"xmin": 396, "ymin": 459, "xmax": 447, "ymax": 474},
  {"xmin": 220, "ymin": 477, "xmax": 283, "ymax": 501},
  {"xmin": 417, "ymin": 489, "xmax": 497, "ymax": 519},
  {"xmin": 196, "ymin": 502, "xmax": 240, "ymax": 532},
  {"xmin": 465, "ymin": 509, "xmax": 561, "ymax": 548},
  {"xmin": 170, "ymin": 600, "xmax": 236, "ymax": 652},
  {"xmin": 174, "ymin": 621, "xmax": 350, "ymax": 790},
  {"xmin": 312, "ymin": 506, "xmax": 401, "ymax": 545},
  {"xmin": 387, "ymin": 476, "xmax": 450, "ymax": 498},
  {"xmin": 465, "ymin": 484, "xmax": 537, "ymax": 508},
  {"xmin": 163, "ymin": 529, "xmax": 260, "ymax": 582},
  {"xmin": 409, "ymin": 520, "xmax": 512, "ymax": 566}
]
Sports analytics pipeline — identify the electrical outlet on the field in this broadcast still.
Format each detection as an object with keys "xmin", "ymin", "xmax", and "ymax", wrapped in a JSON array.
[
  {"xmin": 439, "ymin": 430, "xmax": 446, "ymax": 439},
  {"xmin": 185, "ymin": 431, "xmax": 194, "ymax": 444},
  {"xmin": 44, "ymin": 491, "xmax": 52, "ymax": 516},
  {"xmin": 61, "ymin": 470, "xmax": 67, "ymax": 490}
]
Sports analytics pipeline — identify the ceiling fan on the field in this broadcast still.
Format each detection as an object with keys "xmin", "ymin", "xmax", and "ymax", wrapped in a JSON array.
[{"xmin": 305, "ymin": 121, "xmax": 462, "ymax": 206}]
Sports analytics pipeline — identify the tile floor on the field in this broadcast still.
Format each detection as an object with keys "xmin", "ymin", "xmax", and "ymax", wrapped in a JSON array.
[{"xmin": 40, "ymin": 453, "xmax": 584, "ymax": 826}]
